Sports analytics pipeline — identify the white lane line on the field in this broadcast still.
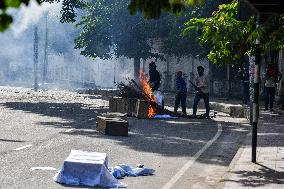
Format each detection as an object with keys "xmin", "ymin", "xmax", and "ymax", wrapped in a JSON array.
[
  {"xmin": 161, "ymin": 123, "xmax": 223, "ymax": 189},
  {"xmin": 30, "ymin": 167, "xmax": 56, "ymax": 171},
  {"xmin": 64, "ymin": 128, "xmax": 74, "ymax": 133},
  {"xmin": 13, "ymin": 144, "xmax": 32, "ymax": 151}
]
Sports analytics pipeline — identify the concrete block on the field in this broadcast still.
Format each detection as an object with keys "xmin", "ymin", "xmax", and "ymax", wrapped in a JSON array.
[
  {"xmin": 210, "ymin": 102, "xmax": 245, "ymax": 118},
  {"xmin": 96, "ymin": 116, "xmax": 128, "ymax": 136}
]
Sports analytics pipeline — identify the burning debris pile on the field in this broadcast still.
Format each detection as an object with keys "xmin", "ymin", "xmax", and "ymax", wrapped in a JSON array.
[
  {"xmin": 110, "ymin": 71, "xmax": 175, "ymax": 119},
  {"xmin": 110, "ymin": 71, "xmax": 216, "ymax": 119}
]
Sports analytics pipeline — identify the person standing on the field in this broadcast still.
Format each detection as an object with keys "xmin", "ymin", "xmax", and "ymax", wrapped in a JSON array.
[
  {"xmin": 264, "ymin": 63, "xmax": 282, "ymax": 111},
  {"xmin": 192, "ymin": 66, "xmax": 210, "ymax": 118},
  {"xmin": 148, "ymin": 61, "xmax": 161, "ymax": 91},
  {"xmin": 174, "ymin": 71, "xmax": 187, "ymax": 115}
]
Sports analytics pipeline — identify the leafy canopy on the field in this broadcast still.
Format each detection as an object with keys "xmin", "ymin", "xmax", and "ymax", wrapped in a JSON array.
[
  {"xmin": 183, "ymin": 0, "xmax": 255, "ymax": 64},
  {"xmin": 74, "ymin": 0, "xmax": 161, "ymax": 60},
  {"xmin": 0, "ymin": 0, "xmax": 207, "ymax": 32},
  {"xmin": 183, "ymin": 0, "xmax": 284, "ymax": 65}
]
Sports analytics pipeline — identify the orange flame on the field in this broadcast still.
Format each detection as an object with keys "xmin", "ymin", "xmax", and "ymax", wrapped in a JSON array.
[
  {"xmin": 148, "ymin": 106, "xmax": 156, "ymax": 118},
  {"xmin": 139, "ymin": 70, "xmax": 157, "ymax": 118}
]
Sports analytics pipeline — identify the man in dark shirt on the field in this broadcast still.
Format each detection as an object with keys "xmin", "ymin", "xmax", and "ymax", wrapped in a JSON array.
[
  {"xmin": 174, "ymin": 71, "xmax": 187, "ymax": 115},
  {"xmin": 264, "ymin": 63, "xmax": 282, "ymax": 111},
  {"xmin": 148, "ymin": 61, "xmax": 161, "ymax": 91}
]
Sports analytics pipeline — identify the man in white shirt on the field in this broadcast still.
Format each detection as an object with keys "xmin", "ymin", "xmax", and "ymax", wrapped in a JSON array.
[{"xmin": 192, "ymin": 66, "xmax": 210, "ymax": 118}]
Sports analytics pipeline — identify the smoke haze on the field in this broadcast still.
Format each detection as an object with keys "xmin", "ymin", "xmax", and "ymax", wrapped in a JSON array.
[{"xmin": 0, "ymin": 0, "xmax": 133, "ymax": 90}]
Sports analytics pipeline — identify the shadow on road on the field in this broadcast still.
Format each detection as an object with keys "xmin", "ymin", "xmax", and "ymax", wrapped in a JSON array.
[
  {"xmin": 0, "ymin": 138, "xmax": 25, "ymax": 142},
  {"xmin": 1, "ymin": 101, "xmax": 250, "ymax": 167},
  {"xmin": 224, "ymin": 163, "xmax": 284, "ymax": 187},
  {"xmin": 1, "ymin": 102, "xmax": 108, "ymax": 129}
]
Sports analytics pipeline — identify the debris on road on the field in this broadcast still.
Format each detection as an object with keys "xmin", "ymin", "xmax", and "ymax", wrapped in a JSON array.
[
  {"xmin": 96, "ymin": 113, "xmax": 129, "ymax": 136},
  {"xmin": 109, "ymin": 164, "xmax": 155, "ymax": 179},
  {"xmin": 54, "ymin": 150, "xmax": 155, "ymax": 188},
  {"xmin": 54, "ymin": 150, "xmax": 126, "ymax": 188}
]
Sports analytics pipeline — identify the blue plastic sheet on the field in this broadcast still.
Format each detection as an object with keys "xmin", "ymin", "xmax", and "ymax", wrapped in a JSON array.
[{"xmin": 109, "ymin": 164, "xmax": 155, "ymax": 179}]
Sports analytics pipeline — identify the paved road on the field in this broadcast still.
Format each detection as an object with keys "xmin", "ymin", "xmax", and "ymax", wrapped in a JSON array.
[{"xmin": 0, "ymin": 89, "xmax": 250, "ymax": 189}]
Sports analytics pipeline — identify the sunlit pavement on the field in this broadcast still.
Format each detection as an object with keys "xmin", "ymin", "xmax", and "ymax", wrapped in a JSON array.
[
  {"xmin": 221, "ymin": 108, "xmax": 284, "ymax": 189},
  {"xmin": 0, "ymin": 88, "xmax": 250, "ymax": 189}
]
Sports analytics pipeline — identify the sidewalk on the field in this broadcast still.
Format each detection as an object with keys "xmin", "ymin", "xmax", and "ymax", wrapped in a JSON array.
[
  {"xmin": 220, "ymin": 107, "xmax": 284, "ymax": 189},
  {"xmin": 163, "ymin": 93, "xmax": 247, "ymax": 117}
]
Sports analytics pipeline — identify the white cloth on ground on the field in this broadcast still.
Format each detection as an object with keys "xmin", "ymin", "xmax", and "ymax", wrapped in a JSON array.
[{"xmin": 53, "ymin": 150, "xmax": 126, "ymax": 188}]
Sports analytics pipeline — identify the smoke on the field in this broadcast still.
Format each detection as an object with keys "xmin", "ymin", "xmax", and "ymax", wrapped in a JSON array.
[
  {"xmin": 11, "ymin": 0, "xmax": 62, "ymax": 37},
  {"xmin": 0, "ymin": 0, "xmax": 134, "ymax": 90}
]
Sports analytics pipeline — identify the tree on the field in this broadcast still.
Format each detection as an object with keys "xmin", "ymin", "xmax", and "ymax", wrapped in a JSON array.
[
  {"xmin": 73, "ymin": 0, "xmax": 227, "ymax": 80},
  {"xmin": 1, "ymin": 0, "xmax": 209, "ymax": 32},
  {"xmin": 74, "ymin": 0, "xmax": 161, "ymax": 80},
  {"xmin": 156, "ymin": 0, "xmax": 230, "ymax": 59},
  {"xmin": 182, "ymin": 0, "xmax": 284, "ymax": 65},
  {"xmin": 128, "ymin": 0, "xmax": 206, "ymax": 19}
]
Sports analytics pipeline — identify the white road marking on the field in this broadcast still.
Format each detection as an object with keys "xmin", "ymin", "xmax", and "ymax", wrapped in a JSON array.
[
  {"xmin": 161, "ymin": 123, "xmax": 223, "ymax": 189},
  {"xmin": 30, "ymin": 167, "xmax": 56, "ymax": 171},
  {"xmin": 13, "ymin": 144, "xmax": 32, "ymax": 151},
  {"xmin": 64, "ymin": 128, "xmax": 74, "ymax": 133}
]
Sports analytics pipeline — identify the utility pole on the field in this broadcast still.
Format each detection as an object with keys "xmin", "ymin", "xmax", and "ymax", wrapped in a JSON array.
[
  {"xmin": 252, "ymin": 15, "xmax": 261, "ymax": 163},
  {"xmin": 43, "ymin": 13, "xmax": 48, "ymax": 84},
  {"xmin": 34, "ymin": 26, "xmax": 39, "ymax": 91}
]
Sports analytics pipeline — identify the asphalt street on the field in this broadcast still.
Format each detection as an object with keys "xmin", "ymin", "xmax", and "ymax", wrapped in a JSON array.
[{"xmin": 0, "ymin": 87, "xmax": 250, "ymax": 189}]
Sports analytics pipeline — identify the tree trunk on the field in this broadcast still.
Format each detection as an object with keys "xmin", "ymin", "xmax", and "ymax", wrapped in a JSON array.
[
  {"xmin": 133, "ymin": 57, "xmax": 141, "ymax": 81},
  {"xmin": 163, "ymin": 55, "xmax": 171, "ymax": 91},
  {"xmin": 226, "ymin": 63, "xmax": 231, "ymax": 100},
  {"xmin": 209, "ymin": 61, "xmax": 213, "ymax": 95}
]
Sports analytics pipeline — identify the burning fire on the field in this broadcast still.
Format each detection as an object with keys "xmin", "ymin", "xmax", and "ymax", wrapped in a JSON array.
[{"xmin": 139, "ymin": 71, "xmax": 157, "ymax": 118}]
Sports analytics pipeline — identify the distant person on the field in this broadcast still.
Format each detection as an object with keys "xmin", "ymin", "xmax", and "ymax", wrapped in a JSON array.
[
  {"xmin": 264, "ymin": 63, "xmax": 282, "ymax": 111},
  {"xmin": 174, "ymin": 71, "xmax": 187, "ymax": 115},
  {"xmin": 148, "ymin": 61, "xmax": 161, "ymax": 91},
  {"xmin": 192, "ymin": 66, "xmax": 210, "ymax": 118}
]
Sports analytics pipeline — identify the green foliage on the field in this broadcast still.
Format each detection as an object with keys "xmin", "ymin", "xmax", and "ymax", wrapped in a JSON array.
[
  {"xmin": 248, "ymin": 14, "xmax": 284, "ymax": 50},
  {"xmin": 74, "ymin": 0, "xmax": 224, "ymax": 61},
  {"xmin": 127, "ymin": 0, "xmax": 206, "ymax": 19},
  {"xmin": 74, "ymin": 0, "xmax": 161, "ymax": 60},
  {"xmin": 183, "ymin": 0, "xmax": 284, "ymax": 65},
  {"xmin": 183, "ymin": 0, "xmax": 255, "ymax": 64},
  {"xmin": 0, "ymin": 13, "xmax": 12, "ymax": 32}
]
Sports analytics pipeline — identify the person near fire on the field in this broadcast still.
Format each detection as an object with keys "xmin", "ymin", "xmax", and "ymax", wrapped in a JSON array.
[
  {"xmin": 174, "ymin": 71, "xmax": 187, "ymax": 115},
  {"xmin": 148, "ymin": 61, "xmax": 161, "ymax": 91},
  {"xmin": 192, "ymin": 66, "xmax": 210, "ymax": 118},
  {"xmin": 264, "ymin": 62, "xmax": 282, "ymax": 111}
]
